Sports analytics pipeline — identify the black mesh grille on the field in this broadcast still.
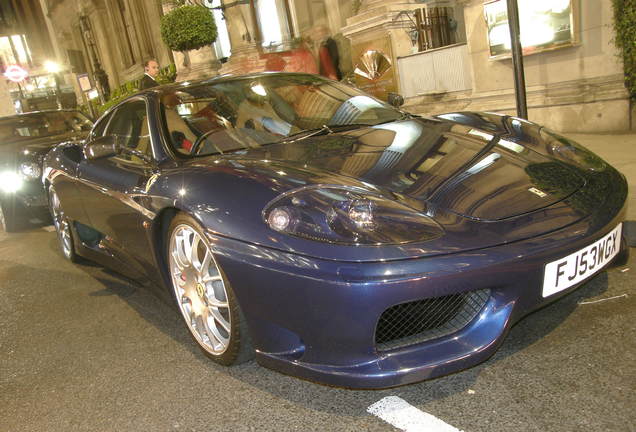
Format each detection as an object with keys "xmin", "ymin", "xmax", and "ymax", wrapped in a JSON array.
[{"xmin": 375, "ymin": 289, "xmax": 490, "ymax": 351}]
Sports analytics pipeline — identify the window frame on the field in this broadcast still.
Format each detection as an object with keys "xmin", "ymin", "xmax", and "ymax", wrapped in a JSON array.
[
  {"xmin": 89, "ymin": 111, "xmax": 114, "ymax": 141},
  {"xmin": 101, "ymin": 97, "xmax": 155, "ymax": 165}
]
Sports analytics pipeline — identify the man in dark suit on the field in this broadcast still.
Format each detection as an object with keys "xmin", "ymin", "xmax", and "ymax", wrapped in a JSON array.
[{"xmin": 139, "ymin": 59, "xmax": 160, "ymax": 90}]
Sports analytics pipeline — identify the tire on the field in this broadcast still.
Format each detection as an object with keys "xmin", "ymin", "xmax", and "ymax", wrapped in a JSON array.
[
  {"xmin": 49, "ymin": 186, "xmax": 78, "ymax": 262},
  {"xmin": 0, "ymin": 199, "xmax": 19, "ymax": 233},
  {"xmin": 167, "ymin": 213, "xmax": 253, "ymax": 365}
]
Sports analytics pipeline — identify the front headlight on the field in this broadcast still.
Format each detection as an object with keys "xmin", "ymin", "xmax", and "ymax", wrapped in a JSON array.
[
  {"xmin": 263, "ymin": 185, "xmax": 443, "ymax": 245},
  {"xmin": 540, "ymin": 128, "xmax": 606, "ymax": 171},
  {"xmin": 0, "ymin": 171, "xmax": 24, "ymax": 193},
  {"xmin": 19, "ymin": 162, "xmax": 42, "ymax": 179}
]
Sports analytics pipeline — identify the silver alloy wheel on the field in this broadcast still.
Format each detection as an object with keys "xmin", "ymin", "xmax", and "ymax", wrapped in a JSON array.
[
  {"xmin": 50, "ymin": 189, "xmax": 72, "ymax": 258},
  {"xmin": 169, "ymin": 224, "xmax": 231, "ymax": 355}
]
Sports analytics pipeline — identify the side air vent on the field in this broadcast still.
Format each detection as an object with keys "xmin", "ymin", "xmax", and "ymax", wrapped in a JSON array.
[{"xmin": 375, "ymin": 288, "xmax": 490, "ymax": 351}]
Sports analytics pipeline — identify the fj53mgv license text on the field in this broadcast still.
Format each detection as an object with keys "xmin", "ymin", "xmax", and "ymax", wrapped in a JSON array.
[{"xmin": 543, "ymin": 223, "xmax": 622, "ymax": 297}]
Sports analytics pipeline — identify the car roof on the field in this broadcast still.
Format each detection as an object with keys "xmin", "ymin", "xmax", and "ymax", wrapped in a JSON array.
[
  {"xmin": 139, "ymin": 71, "xmax": 326, "ymax": 97},
  {"xmin": 0, "ymin": 109, "xmax": 84, "ymax": 121}
]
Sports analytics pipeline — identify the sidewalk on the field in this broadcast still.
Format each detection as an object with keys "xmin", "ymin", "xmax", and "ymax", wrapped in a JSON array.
[{"xmin": 567, "ymin": 132, "xmax": 635, "ymax": 245}]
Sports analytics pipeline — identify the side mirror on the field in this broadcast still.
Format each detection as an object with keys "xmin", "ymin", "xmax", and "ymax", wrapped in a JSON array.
[
  {"xmin": 388, "ymin": 92, "xmax": 405, "ymax": 108},
  {"xmin": 84, "ymin": 135, "xmax": 120, "ymax": 160}
]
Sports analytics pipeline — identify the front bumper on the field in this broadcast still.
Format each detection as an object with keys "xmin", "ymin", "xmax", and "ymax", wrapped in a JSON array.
[{"xmin": 210, "ymin": 206, "xmax": 628, "ymax": 389}]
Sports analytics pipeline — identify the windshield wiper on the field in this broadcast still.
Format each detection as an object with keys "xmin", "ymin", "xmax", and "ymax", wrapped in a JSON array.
[
  {"xmin": 272, "ymin": 117, "xmax": 416, "ymax": 146},
  {"xmin": 277, "ymin": 125, "xmax": 334, "ymax": 143},
  {"xmin": 275, "ymin": 123, "xmax": 375, "ymax": 144}
]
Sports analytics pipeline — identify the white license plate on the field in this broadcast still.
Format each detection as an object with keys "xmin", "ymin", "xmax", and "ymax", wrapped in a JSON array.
[{"xmin": 542, "ymin": 223, "xmax": 622, "ymax": 297}]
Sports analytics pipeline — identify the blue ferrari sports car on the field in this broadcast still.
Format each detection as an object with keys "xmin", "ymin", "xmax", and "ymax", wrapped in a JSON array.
[{"xmin": 43, "ymin": 72, "xmax": 628, "ymax": 388}]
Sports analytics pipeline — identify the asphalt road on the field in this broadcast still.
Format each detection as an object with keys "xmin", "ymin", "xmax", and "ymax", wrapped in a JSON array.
[{"xmin": 1, "ymin": 224, "xmax": 634, "ymax": 432}]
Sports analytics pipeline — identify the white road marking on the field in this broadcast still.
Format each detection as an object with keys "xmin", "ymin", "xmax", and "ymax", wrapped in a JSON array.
[{"xmin": 368, "ymin": 396, "xmax": 464, "ymax": 432}]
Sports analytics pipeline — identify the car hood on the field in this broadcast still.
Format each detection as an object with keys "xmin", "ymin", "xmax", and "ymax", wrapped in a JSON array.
[
  {"xmin": 174, "ymin": 113, "xmax": 625, "ymax": 261},
  {"xmin": 0, "ymin": 131, "xmax": 84, "ymax": 161},
  {"xmin": 210, "ymin": 116, "xmax": 585, "ymax": 221}
]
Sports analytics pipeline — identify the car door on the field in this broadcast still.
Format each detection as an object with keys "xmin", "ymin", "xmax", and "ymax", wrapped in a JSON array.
[
  {"xmin": 54, "ymin": 111, "xmax": 114, "ymax": 227},
  {"xmin": 76, "ymin": 98, "xmax": 158, "ymax": 275}
]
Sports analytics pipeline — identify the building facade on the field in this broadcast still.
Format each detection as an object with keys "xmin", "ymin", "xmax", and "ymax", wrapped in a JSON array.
[
  {"xmin": 342, "ymin": 0, "xmax": 629, "ymax": 132},
  {"xmin": 0, "ymin": 0, "xmax": 75, "ymax": 115},
  {"xmin": 169, "ymin": 0, "xmax": 357, "ymax": 83},
  {"xmin": 39, "ymin": 0, "xmax": 173, "ymax": 108},
  {"xmin": 3, "ymin": 0, "xmax": 630, "ymax": 132},
  {"xmin": 161, "ymin": 0, "xmax": 633, "ymax": 132}
]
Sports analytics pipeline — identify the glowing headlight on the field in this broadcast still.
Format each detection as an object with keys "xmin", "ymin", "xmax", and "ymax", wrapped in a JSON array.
[
  {"xmin": 346, "ymin": 199, "xmax": 375, "ymax": 229},
  {"xmin": 263, "ymin": 185, "xmax": 443, "ymax": 245},
  {"xmin": 19, "ymin": 162, "xmax": 42, "ymax": 179},
  {"xmin": 267, "ymin": 207, "xmax": 292, "ymax": 231},
  {"xmin": 0, "ymin": 171, "xmax": 24, "ymax": 193}
]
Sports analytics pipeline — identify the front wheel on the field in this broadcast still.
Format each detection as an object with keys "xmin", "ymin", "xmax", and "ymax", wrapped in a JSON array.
[
  {"xmin": 167, "ymin": 213, "xmax": 253, "ymax": 365},
  {"xmin": 49, "ymin": 187, "xmax": 78, "ymax": 262}
]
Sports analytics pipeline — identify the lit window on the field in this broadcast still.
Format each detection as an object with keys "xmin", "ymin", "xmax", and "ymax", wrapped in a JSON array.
[
  {"xmin": 11, "ymin": 35, "xmax": 30, "ymax": 65},
  {"xmin": 0, "ymin": 37, "xmax": 16, "ymax": 67},
  {"xmin": 0, "ymin": 34, "xmax": 32, "ymax": 68}
]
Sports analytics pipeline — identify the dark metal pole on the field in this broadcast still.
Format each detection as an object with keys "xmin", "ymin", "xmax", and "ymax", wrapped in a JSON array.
[{"xmin": 506, "ymin": 0, "xmax": 527, "ymax": 119}]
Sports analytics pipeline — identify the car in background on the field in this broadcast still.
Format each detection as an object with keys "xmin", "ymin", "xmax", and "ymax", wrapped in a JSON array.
[
  {"xmin": 43, "ymin": 73, "xmax": 628, "ymax": 388},
  {"xmin": 0, "ymin": 110, "xmax": 93, "ymax": 232}
]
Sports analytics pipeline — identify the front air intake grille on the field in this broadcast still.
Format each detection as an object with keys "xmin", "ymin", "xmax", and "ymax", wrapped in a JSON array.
[{"xmin": 375, "ymin": 289, "xmax": 490, "ymax": 351}]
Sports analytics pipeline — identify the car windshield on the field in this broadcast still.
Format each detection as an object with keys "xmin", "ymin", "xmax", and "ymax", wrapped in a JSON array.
[
  {"xmin": 161, "ymin": 74, "xmax": 404, "ymax": 156},
  {"xmin": 0, "ymin": 111, "xmax": 93, "ymax": 144}
]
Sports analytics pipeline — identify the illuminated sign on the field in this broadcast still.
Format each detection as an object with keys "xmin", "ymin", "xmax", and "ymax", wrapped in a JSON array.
[
  {"xmin": 77, "ymin": 73, "xmax": 92, "ymax": 92},
  {"xmin": 3, "ymin": 65, "xmax": 29, "ymax": 82},
  {"xmin": 351, "ymin": 39, "xmax": 397, "ymax": 102},
  {"xmin": 484, "ymin": 0, "xmax": 577, "ymax": 59}
]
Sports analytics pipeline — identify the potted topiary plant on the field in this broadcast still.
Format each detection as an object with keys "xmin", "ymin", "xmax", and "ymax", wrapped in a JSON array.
[{"xmin": 160, "ymin": 1, "xmax": 218, "ymax": 52}]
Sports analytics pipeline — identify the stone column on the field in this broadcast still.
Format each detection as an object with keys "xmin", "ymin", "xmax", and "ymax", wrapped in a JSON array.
[
  {"xmin": 141, "ymin": 0, "xmax": 173, "ymax": 70},
  {"xmin": 218, "ymin": 0, "xmax": 264, "ymax": 75},
  {"xmin": 39, "ymin": 0, "xmax": 64, "ymax": 62},
  {"xmin": 83, "ymin": 0, "xmax": 119, "ymax": 91},
  {"xmin": 324, "ymin": 0, "xmax": 342, "ymax": 34},
  {"xmin": 128, "ymin": 0, "xmax": 155, "ymax": 62}
]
